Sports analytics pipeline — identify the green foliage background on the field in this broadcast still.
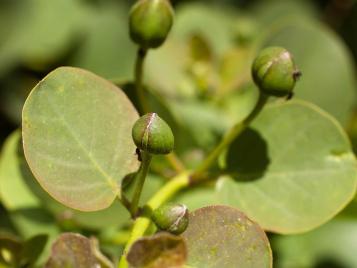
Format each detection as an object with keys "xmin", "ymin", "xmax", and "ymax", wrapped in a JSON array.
[{"xmin": 1, "ymin": 0, "xmax": 357, "ymax": 267}]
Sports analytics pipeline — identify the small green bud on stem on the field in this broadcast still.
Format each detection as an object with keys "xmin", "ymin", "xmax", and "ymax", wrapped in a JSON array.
[
  {"xmin": 152, "ymin": 203, "xmax": 189, "ymax": 235},
  {"xmin": 252, "ymin": 46, "xmax": 301, "ymax": 97},
  {"xmin": 132, "ymin": 113, "xmax": 174, "ymax": 155},
  {"xmin": 129, "ymin": 0, "xmax": 174, "ymax": 49}
]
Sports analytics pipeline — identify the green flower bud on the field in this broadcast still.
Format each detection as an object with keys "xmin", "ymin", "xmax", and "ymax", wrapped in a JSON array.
[
  {"xmin": 129, "ymin": 0, "xmax": 174, "ymax": 49},
  {"xmin": 152, "ymin": 203, "xmax": 189, "ymax": 235},
  {"xmin": 132, "ymin": 113, "xmax": 174, "ymax": 155},
  {"xmin": 252, "ymin": 46, "xmax": 301, "ymax": 97}
]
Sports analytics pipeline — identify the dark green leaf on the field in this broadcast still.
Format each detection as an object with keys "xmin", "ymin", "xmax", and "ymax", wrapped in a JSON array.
[
  {"xmin": 21, "ymin": 234, "xmax": 48, "ymax": 267},
  {"xmin": 127, "ymin": 232, "xmax": 187, "ymax": 268},
  {"xmin": 45, "ymin": 233, "xmax": 101, "ymax": 268},
  {"xmin": 182, "ymin": 205, "xmax": 272, "ymax": 268}
]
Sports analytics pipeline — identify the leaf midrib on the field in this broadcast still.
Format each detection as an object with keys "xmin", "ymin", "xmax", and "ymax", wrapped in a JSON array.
[{"xmin": 43, "ymin": 88, "xmax": 119, "ymax": 195}]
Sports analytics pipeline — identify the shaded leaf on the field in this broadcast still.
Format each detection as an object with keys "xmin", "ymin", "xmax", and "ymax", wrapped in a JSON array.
[
  {"xmin": 22, "ymin": 67, "xmax": 139, "ymax": 211},
  {"xmin": 0, "ymin": 0, "xmax": 89, "ymax": 75},
  {"xmin": 173, "ymin": 3, "xmax": 235, "ymax": 56},
  {"xmin": 10, "ymin": 208, "xmax": 58, "ymax": 240},
  {"xmin": 69, "ymin": 2, "xmax": 135, "ymax": 79},
  {"xmin": 127, "ymin": 232, "xmax": 187, "ymax": 268},
  {"xmin": 45, "ymin": 233, "xmax": 101, "ymax": 268},
  {"xmin": 0, "ymin": 234, "xmax": 48, "ymax": 267},
  {"xmin": 21, "ymin": 234, "xmax": 48, "ymax": 267},
  {"xmin": 273, "ymin": 219, "xmax": 357, "ymax": 268},
  {"xmin": 0, "ymin": 234, "xmax": 22, "ymax": 266},
  {"xmin": 217, "ymin": 100, "xmax": 357, "ymax": 233},
  {"xmin": 251, "ymin": 0, "xmax": 316, "ymax": 26},
  {"xmin": 182, "ymin": 205, "xmax": 272, "ymax": 268}
]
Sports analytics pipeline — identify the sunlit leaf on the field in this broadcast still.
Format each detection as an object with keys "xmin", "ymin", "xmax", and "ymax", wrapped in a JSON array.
[
  {"xmin": 0, "ymin": 130, "xmax": 131, "ymax": 230},
  {"xmin": 217, "ymin": 100, "xmax": 357, "ymax": 233},
  {"xmin": 22, "ymin": 67, "xmax": 139, "ymax": 211}
]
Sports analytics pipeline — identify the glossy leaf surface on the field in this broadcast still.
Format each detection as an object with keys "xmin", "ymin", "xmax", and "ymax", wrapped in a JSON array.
[
  {"xmin": 22, "ymin": 67, "xmax": 139, "ymax": 211},
  {"xmin": 182, "ymin": 205, "xmax": 272, "ymax": 268}
]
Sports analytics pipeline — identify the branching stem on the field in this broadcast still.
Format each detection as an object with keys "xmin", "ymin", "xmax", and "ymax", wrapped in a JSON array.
[
  {"xmin": 191, "ymin": 93, "xmax": 269, "ymax": 181},
  {"xmin": 118, "ymin": 172, "xmax": 190, "ymax": 268}
]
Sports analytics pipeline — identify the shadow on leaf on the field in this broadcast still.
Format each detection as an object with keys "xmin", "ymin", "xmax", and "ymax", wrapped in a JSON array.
[{"xmin": 225, "ymin": 127, "xmax": 270, "ymax": 182}]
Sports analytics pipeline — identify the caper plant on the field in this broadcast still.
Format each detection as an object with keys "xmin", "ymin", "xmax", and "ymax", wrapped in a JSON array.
[{"xmin": 11, "ymin": 0, "xmax": 357, "ymax": 267}]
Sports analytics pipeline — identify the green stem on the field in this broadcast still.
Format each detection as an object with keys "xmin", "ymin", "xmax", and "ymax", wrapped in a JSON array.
[
  {"xmin": 130, "ymin": 151, "xmax": 152, "ymax": 217},
  {"xmin": 118, "ymin": 172, "xmax": 190, "ymax": 268},
  {"xmin": 135, "ymin": 47, "xmax": 150, "ymax": 114},
  {"xmin": 191, "ymin": 92, "xmax": 269, "ymax": 181}
]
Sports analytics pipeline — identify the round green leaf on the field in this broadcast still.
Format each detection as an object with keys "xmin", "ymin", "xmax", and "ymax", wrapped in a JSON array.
[
  {"xmin": 217, "ymin": 100, "xmax": 357, "ymax": 234},
  {"xmin": 0, "ymin": 130, "xmax": 131, "ymax": 230},
  {"xmin": 182, "ymin": 205, "xmax": 272, "ymax": 268},
  {"xmin": 22, "ymin": 67, "xmax": 139, "ymax": 211}
]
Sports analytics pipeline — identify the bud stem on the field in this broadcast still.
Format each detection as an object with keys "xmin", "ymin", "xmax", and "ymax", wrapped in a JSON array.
[
  {"xmin": 135, "ymin": 47, "xmax": 150, "ymax": 114},
  {"xmin": 118, "ymin": 172, "xmax": 190, "ymax": 268},
  {"xmin": 191, "ymin": 92, "xmax": 269, "ymax": 181},
  {"xmin": 130, "ymin": 151, "xmax": 152, "ymax": 217}
]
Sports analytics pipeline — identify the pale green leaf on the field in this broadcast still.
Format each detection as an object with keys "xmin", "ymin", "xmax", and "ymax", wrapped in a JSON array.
[
  {"xmin": 0, "ymin": 130, "xmax": 40, "ymax": 210},
  {"xmin": 22, "ymin": 67, "xmax": 139, "ymax": 211},
  {"xmin": 0, "ymin": 130, "xmax": 131, "ymax": 230},
  {"xmin": 217, "ymin": 100, "xmax": 357, "ymax": 233}
]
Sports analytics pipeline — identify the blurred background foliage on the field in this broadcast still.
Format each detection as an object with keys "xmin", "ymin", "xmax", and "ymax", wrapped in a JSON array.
[{"xmin": 0, "ymin": 0, "xmax": 357, "ymax": 267}]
